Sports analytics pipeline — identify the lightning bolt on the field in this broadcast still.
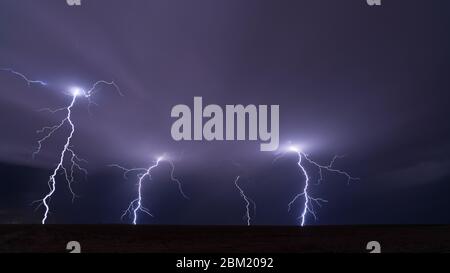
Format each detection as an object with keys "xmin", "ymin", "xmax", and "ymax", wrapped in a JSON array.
[
  {"xmin": 33, "ymin": 94, "xmax": 80, "ymax": 224},
  {"xmin": 234, "ymin": 176, "xmax": 256, "ymax": 226},
  {"xmin": 276, "ymin": 146, "xmax": 359, "ymax": 226},
  {"xmin": 110, "ymin": 156, "xmax": 189, "ymax": 225},
  {"xmin": 1, "ymin": 68, "xmax": 47, "ymax": 87},
  {"xmin": 32, "ymin": 81, "xmax": 122, "ymax": 224},
  {"xmin": 0, "ymin": 66, "xmax": 125, "ymax": 224}
]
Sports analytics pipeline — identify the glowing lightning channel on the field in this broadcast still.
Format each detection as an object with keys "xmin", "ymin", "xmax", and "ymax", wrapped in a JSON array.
[
  {"xmin": 1, "ymin": 68, "xmax": 123, "ymax": 224},
  {"xmin": 0, "ymin": 68, "xmax": 47, "ymax": 86},
  {"xmin": 278, "ymin": 146, "xmax": 359, "ymax": 226},
  {"xmin": 110, "ymin": 156, "xmax": 189, "ymax": 225},
  {"xmin": 35, "ymin": 94, "xmax": 78, "ymax": 224},
  {"xmin": 234, "ymin": 176, "xmax": 256, "ymax": 226},
  {"xmin": 32, "ymin": 81, "xmax": 123, "ymax": 224}
]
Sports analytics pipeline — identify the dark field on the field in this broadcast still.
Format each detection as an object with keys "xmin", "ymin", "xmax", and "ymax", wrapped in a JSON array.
[{"xmin": 0, "ymin": 225, "xmax": 449, "ymax": 253}]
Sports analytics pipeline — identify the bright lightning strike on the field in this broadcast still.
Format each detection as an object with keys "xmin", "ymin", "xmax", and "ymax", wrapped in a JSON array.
[
  {"xmin": 30, "ymin": 81, "xmax": 123, "ymax": 224},
  {"xmin": 234, "ymin": 176, "xmax": 256, "ymax": 226},
  {"xmin": 33, "ymin": 94, "xmax": 81, "ymax": 224},
  {"xmin": 110, "ymin": 156, "xmax": 189, "ymax": 225},
  {"xmin": 276, "ymin": 145, "xmax": 359, "ymax": 226}
]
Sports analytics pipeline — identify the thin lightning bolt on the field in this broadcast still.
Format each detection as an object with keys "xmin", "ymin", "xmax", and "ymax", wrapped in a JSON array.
[
  {"xmin": 110, "ymin": 157, "xmax": 189, "ymax": 225},
  {"xmin": 166, "ymin": 159, "xmax": 189, "ymax": 200},
  {"xmin": 0, "ymin": 68, "xmax": 47, "ymax": 86},
  {"xmin": 234, "ymin": 176, "xmax": 256, "ymax": 226},
  {"xmin": 276, "ymin": 146, "xmax": 359, "ymax": 226}
]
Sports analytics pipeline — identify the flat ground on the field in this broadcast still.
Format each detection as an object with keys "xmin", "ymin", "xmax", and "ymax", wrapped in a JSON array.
[{"xmin": 0, "ymin": 225, "xmax": 449, "ymax": 253}]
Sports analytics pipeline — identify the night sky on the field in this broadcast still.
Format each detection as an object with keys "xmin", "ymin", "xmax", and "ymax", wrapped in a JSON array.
[{"xmin": 0, "ymin": 0, "xmax": 449, "ymax": 225}]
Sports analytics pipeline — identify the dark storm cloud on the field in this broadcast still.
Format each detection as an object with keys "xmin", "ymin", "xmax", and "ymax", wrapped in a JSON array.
[{"xmin": 0, "ymin": 0, "xmax": 449, "ymax": 224}]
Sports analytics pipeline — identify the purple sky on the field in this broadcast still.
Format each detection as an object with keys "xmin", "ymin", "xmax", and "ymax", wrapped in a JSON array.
[{"xmin": 0, "ymin": 0, "xmax": 449, "ymax": 224}]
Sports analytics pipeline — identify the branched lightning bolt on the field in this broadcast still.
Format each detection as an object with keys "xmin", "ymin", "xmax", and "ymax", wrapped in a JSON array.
[
  {"xmin": 287, "ymin": 151, "xmax": 328, "ymax": 227},
  {"xmin": 110, "ymin": 157, "xmax": 189, "ymax": 225},
  {"xmin": 1, "ymin": 68, "xmax": 47, "ymax": 86},
  {"xmin": 234, "ymin": 176, "xmax": 256, "ymax": 226},
  {"xmin": 112, "ymin": 159, "xmax": 161, "ymax": 225},
  {"xmin": 33, "ymin": 95, "xmax": 79, "ymax": 224},
  {"xmin": 84, "ymin": 80, "xmax": 124, "ymax": 114},
  {"xmin": 276, "ymin": 148, "xmax": 359, "ymax": 226},
  {"xmin": 24, "ymin": 78, "xmax": 123, "ymax": 224}
]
